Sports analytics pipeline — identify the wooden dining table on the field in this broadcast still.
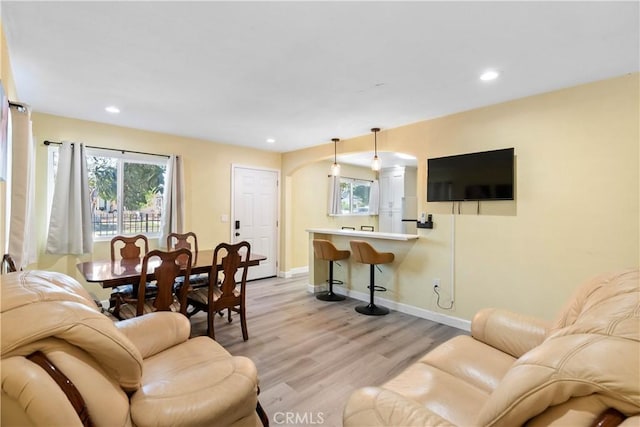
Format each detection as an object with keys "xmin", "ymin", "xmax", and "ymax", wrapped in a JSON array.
[{"xmin": 76, "ymin": 249, "xmax": 266, "ymax": 288}]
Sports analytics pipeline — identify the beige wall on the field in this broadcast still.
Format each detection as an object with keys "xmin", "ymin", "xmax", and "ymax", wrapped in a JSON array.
[
  {"xmin": 30, "ymin": 113, "xmax": 281, "ymax": 299},
  {"xmin": 3, "ymin": 21, "xmax": 638, "ymax": 324},
  {"xmin": 291, "ymin": 160, "xmax": 377, "ymax": 269},
  {"xmin": 283, "ymin": 74, "xmax": 639, "ymax": 321}
]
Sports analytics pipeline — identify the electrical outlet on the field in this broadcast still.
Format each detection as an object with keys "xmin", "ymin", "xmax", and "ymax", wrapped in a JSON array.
[{"xmin": 433, "ymin": 278, "xmax": 441, "ymax": 290}]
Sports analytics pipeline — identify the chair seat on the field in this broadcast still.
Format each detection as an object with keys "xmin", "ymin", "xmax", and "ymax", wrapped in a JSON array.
[
  {"xmin": 350, "ymin": 240, "xmax": 394, "ymax": 265},
  {"xmin": 130, "ymin": 336, "xmax": 259, "ymax": 426},
  {"xmin": 118, "ymin": 297, "xmax": 182, "ymax": 320},
  {"xmin": 175, "ymin": 273, "xmax": 209, "ymax": 289},
  {"xmin": 188, "ymin": 285, "xmax": 240, "ymax": 305},
  {"xmin": 313, "ymin": 239, "xmax": 350, "ymax": 262}
]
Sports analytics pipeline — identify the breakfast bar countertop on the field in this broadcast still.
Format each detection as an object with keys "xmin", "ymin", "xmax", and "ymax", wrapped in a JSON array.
[{"xmin": 306, "ymin": 228, "xmax": 419, "ymax": 241}]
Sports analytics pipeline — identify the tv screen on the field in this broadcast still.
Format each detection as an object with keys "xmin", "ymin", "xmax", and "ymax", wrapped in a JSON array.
[{"xmin": 427, "ymin": 148, "xmax": 514, "ymax": 202}]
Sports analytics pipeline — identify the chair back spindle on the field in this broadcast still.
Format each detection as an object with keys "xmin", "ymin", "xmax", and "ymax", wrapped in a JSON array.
[{"xmin": 138, "ymin": 248, "xmax": 192, "ymax": 317}]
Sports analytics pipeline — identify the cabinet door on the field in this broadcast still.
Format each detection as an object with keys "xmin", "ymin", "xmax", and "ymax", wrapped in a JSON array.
[
  {"xmin": 379, "ymin": 210, "xmax": 403, "ymax": 233},
  {"xmin": 390, "ymin": 210, "xmax": 404, "ymax": 234},
  {"xmin": 390, "ymin": 173, "xmax": 404, "ymax": 208},
  {"xmin": 379, "ymin": 169, "xmax": 405, "ymax": 210},
  {"xmin": 378, "ymin": 210, "xmax": 393, "ymax": 233}
]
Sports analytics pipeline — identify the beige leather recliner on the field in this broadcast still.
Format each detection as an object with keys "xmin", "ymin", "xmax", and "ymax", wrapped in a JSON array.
[
  {"xmin": 343, "ymin": 269, "xmax": 640, "ymax": 426},
  {"xmin": 1, "ymin": 270, "xmax": 266, "ymax": 427}
]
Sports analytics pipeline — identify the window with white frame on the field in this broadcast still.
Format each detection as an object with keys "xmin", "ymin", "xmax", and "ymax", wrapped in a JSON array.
[
  {"xmin": 48, "ymin": 145, "xmax": 168, "ymax": 239},
  {"xmin": 339, "ymin": 177, "xmax": 372, "ymax": 215}
]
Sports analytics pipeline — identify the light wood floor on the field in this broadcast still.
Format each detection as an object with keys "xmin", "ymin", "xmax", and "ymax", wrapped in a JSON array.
[{"xmin": 189, "ymin": 275, "xmax": 466, "ymax": 427}]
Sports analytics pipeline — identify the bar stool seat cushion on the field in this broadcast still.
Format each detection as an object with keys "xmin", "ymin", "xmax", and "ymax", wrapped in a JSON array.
[
  {"xmin": 349, "ymin": 240, "xmax": 394, "ymax": 265},
  {"xmin": 313, "ymin": 239, "xmax": 350, "ymax": 262}
]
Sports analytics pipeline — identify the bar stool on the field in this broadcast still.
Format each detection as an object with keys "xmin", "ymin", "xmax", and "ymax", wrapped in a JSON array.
[
  {"xmin": 349, "ymin": 240, "xmax": 394, "ymax": 316},
  {"xmin": 313, "ymin": 239, "xmax": 350, "ymax": 301}
]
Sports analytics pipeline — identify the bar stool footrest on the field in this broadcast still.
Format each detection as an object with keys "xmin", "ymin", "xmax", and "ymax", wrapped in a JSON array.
[{"xmin": 367, "ymin": 285, "xmax": 387, "ymax": 292}]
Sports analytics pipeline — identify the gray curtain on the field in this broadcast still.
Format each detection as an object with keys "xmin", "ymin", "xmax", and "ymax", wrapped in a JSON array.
[
  {"xmin": 369, "ymin": 179, "xmax": 380, "ymax": 215},
  {"xmin": 8, "ymin": 104, "xmax": 37, "ymax": 268},
  {"xmin": 159, "ymin": 155, "xmax": 185, "ymax": 245},
  {"xmin": 45, "ymin": 141, "xmax": 93, "ymax": 254},
  {"xmin": 327, "ymin": 175, "xmax": 341, "ymax": 215}
]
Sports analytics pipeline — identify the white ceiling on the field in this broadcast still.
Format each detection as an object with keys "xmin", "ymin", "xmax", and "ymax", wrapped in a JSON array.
[{"xmin": 2, "ymin": 1, "xmax": 638, "ymax": 153}]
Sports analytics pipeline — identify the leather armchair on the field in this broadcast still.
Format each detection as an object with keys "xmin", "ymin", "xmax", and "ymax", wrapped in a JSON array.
[
  {"xmin": 343, "ymin": 269, "xmax": 640, "ymax": 426},
  {"xmin": 1, "ymin": 270, "xmax": 266, "ymax": 427}
]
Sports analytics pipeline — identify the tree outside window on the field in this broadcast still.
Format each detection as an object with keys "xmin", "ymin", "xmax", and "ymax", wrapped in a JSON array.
[
  {"xmin": 87, "ymin": 152, "xmax": 166, "ymax": 237},
  {"xmin": 48, "ymin": 145, "xmax": 167, "ymax": 238},
  {"xmin": 340, "ymin": 178, "xmax": 372, "ymax": 214}
]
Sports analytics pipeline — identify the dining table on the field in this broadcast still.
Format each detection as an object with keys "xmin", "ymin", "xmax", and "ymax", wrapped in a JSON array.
[{"xmin": 76, "ymin": 249, "xmax": 266, "ymax": 288}]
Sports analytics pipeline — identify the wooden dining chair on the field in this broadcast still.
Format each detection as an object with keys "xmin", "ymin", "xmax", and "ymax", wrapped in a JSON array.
[
  {"xmin": 118, "ymin": 248, "xmax": 192, "ymax": 319},
  {"xmin": 111, "ymin": 234, "xmax": 149, "ymax": 262},
  {"xmin": 1, "ymin": 254, "xmax": 18, "ymax": 274},
  {"xmin": 167, "ymin": 231, "xmax": 209, "ymax": 291},
  {"xmin": 109, "ymin": 234, "xmax": 153, "ymax": 319},
  {"xmin": 187, "ymin": 241, "xmax": 251, "ymax": 341}
]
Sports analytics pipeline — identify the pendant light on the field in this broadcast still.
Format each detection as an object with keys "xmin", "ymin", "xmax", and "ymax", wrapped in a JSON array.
[
  {"xmin": 371, "ymin": 127, "xmax": 381, "ymax": 171},
  {"xmin": 330, "ymin": 138, "xmax": 341, "ymax": 176}
]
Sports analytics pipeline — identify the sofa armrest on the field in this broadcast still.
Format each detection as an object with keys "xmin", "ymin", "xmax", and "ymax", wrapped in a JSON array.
[
  {"xmin": 2, "ymin": 356, "xmax": 84, "ymax": 427},
  {"xmin": 114, "ymin": 312, "xmax": 191, "ymax": 359},
  {"xmin": 343, "ymin": 387, "xmax": 456, "ymax": 427},
  {"xmin": 471, "ymin": 308, "xmax": 550, "ymax": 358}
]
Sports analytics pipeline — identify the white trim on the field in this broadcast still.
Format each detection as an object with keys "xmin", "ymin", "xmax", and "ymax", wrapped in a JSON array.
[
  {"xmin": 231, "ymin": 164, "xmax": 281, "ymax": 279},
  {"xmin": 307, "ymin": 281, "xmax": 327, "ymax": 294},
  {"xmin": 332, "ymin": 287, "xmax": 471, "ymax": 332},
  {"xmin": 281, "ymin": 266, "xmax": 309, "ymax": 279}
]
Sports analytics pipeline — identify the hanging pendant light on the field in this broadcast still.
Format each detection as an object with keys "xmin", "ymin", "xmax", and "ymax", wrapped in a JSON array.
[
  {"xmin": 330, "ymin": 138, "xmax": 341, "ymax": 176},
  {"xmin": 371, "ymin": 127, "xmax": 381, "ymax": 171}
]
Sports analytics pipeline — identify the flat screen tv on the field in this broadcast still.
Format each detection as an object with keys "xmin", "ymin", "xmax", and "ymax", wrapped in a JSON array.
[{"xmin": 427, "ymin": 148, "xmax": 514, "ymax": 202}]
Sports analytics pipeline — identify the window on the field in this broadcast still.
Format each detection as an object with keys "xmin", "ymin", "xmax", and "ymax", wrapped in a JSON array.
[
  {"xmin": 48, "ymin": 146, "xmax": 168, "ymax": 239},
  {"xmin": 340, "ymin": 177, "xmax": 372, "ymax": 215}
]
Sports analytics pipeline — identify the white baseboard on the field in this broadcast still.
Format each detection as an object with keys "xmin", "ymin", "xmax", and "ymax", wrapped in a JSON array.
[
  {"xmin": 280, "ymin": 266, "xmax": 309, "ymax": 279},
  {"xmin": 307, "ymin": 285, "xmax": 470, "ymax": 332}
]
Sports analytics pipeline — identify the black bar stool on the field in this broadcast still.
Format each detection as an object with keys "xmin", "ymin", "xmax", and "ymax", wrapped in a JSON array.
[
  {"xmin": 313, "ymin": 239, "xmax": 350, "ymax": 301},
  {"xmin": 349, "ymin": 240, "xmax": 394, "ymax": 315}
]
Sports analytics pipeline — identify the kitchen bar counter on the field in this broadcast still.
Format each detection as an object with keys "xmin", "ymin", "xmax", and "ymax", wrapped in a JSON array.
[
  {"xmin": 306, "ymin": 228, "xmax": 422, "ymax": 305},
  {"xmin": 305, "ymin": 228, "xmax": 419, "ymax": 241}
]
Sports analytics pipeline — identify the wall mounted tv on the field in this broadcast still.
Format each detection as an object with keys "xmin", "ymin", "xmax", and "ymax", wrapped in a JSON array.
[{"xmin": 427, "ymin": 148, "xmax": 514, "ymax": 202}]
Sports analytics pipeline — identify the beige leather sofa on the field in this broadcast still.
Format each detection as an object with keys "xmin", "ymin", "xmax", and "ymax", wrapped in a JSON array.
[
  {"xmin": 343, "ymin": 269, "xmax": 640, "ymax": 426},
  {"xmin": 1, "ymin": 270, "xmax": 266, "ymax": 427}
]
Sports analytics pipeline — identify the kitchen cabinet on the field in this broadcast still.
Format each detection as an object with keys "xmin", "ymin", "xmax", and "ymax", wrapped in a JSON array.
[{"xmin": 378, "ymin": 166, "xmax": 417, "ymax": 233}]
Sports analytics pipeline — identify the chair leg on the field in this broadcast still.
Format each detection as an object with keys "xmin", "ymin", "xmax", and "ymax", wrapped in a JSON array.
[
  {"xmin": 256, "ymin": 387, "xmax": 269, "ymax": 426},
  {"xmin": 256, "ymin": 400, "xmax": 269, "ymax": 426},
  {"xmin": 207, "ymin": 308, "xmax": 216, "ymax": 340},
  {"xmin": 240, "ymin": 304, "xmax": 248, "ymax": 341},
  {"xmin": 316, "ymin": 260, "xmax": 346, "ymax": 302},
  {"xmin": 355, "ymin": 264, "xmax": 389, "ymax": 316}
]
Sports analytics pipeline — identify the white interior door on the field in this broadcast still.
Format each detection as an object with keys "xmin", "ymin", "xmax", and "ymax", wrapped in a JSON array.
[{"xmin": 232, "ymin": 166, "xmax": 279, "ymax": 280}]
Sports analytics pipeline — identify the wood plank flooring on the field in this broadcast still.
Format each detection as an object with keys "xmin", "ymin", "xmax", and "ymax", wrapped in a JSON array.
[{"xmin": 189, "ymin": 275, "xmax": 466, "ymax": 427}]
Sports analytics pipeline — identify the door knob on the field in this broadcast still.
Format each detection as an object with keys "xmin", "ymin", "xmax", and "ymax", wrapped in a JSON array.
[{"xmin": 235, "ymin": 232, "xmax": 240, "ymax": 237}]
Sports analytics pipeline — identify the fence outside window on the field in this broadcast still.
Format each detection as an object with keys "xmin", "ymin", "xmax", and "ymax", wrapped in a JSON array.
[{"xmin": 92, "ymin": 211, "xmax": 162, "ymax": 237}]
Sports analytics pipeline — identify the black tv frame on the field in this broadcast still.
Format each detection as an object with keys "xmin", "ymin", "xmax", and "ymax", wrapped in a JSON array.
[{"xmin": 427, "ymin": 148, "xmax": 515, "ymax": 202}]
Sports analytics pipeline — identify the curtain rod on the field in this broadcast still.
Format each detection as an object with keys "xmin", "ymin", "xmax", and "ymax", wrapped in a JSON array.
[
  {"xmin": 8, "ymin": 101, "xmax": 28, "ymax": 110},
  {"xmin": 43, "ymin": 140, "xmax": 170, "ymax": 159},
  {"xmin": 327, "ymin": 174, "xmax": 374, "ymax": 182}
]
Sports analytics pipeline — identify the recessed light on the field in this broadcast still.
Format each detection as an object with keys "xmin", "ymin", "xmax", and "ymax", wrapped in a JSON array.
[
  {"xmin": 266, "ymin": 138, "xmax": 276, "ymax": 144},
  {"xmin": 105, "ymin": 106, "xmax": 120, "ymax": 114},
  {"xmin": 480, "ymin": 70, "xmax": 499, "ymax": 81}
]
